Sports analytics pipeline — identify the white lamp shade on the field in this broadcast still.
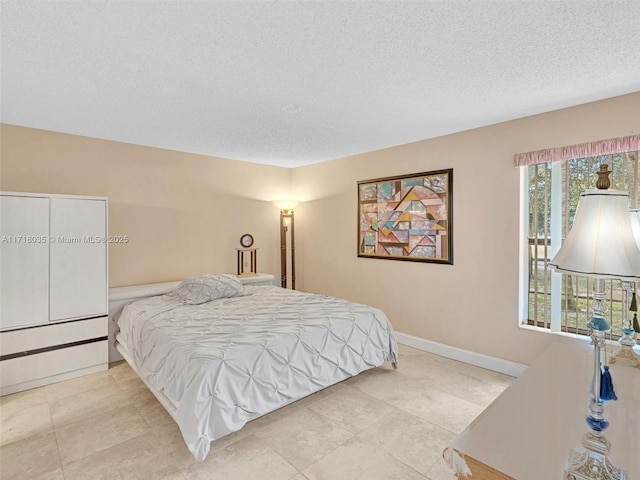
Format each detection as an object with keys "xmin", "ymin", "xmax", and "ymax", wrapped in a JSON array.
[
  {"xmin": 548, "ymin": 189, "xmax": 640, "ymax": 280},
  {"xmin": 630, "ymin": 209, "xmax": 640, "ymax": 249}
]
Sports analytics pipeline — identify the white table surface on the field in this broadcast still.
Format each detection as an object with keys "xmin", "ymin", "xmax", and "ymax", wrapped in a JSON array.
[{"xmin": 446, "ymin": 340, "xmax": 640, "ymax": 479}]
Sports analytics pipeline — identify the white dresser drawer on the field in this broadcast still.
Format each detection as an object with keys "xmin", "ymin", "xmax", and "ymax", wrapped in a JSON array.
[
  {"xmin": 0, "ymin": 316, "xmax": 107, "ymax": 356},
  {"xmin": 0, "ymin": 340, "xmax": 108, "ymax": 395}
]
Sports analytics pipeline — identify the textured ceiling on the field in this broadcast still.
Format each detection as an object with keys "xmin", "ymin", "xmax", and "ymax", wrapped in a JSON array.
[{"xmin": 2, "ymin": 1, "xmax": 639, "ymax": 168}]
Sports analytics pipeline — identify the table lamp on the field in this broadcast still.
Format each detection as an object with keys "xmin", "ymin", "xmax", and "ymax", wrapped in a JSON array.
[
  {"xmin": 610, "ymin": 210, "xmax": 640, "ymax": 368},
  {"xmin": 548, "ymin": 165, "xmax": 640, "ymax": 480},
  {"xmin": 610, "ymin": 279, "xmax": 640, "ymax": 369}
]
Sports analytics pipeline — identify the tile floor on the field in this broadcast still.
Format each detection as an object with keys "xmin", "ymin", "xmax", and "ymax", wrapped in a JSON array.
[{"xmin": 0, "ymin": 345, "xmax": 514, "ymax": 480}]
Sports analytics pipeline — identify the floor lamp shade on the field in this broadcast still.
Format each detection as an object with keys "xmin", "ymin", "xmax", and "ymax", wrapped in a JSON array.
[{"xmin": 548, "ymin": 190, "xmax": 640, "ymax": 281}]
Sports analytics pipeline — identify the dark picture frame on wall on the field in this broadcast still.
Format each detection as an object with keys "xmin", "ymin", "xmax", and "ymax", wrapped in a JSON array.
[{"xmin": 357, "ymin": 169, "xmax": 453, "ymax": 264}]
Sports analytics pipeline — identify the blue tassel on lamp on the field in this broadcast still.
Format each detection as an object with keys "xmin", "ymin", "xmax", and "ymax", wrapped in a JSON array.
[{"xmin": 600, "ymin": 366, "xmax": 617, "ymax": 401}]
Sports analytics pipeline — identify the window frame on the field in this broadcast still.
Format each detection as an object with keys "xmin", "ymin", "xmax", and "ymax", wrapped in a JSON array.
[{"xmin": 517, "ymin": 140, "xmax": 640, "ymax": 340}]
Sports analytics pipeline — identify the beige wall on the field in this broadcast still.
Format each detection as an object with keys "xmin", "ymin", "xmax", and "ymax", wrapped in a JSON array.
[
  {"xmin": 291, "ymin": 92, "xmax": 640, "ymax": 365},
  {"xmin": 0, "ymin": 124, "xmax": 291, "ymax": 287}
]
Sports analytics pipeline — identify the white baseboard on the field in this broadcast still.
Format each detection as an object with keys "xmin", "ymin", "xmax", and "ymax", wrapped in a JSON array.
[{"xmin": 395, "ymin": 332, "xmax": 528, "ymax": 378}]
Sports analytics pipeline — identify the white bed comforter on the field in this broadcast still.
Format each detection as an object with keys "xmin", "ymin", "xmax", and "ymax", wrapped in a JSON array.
[{"xmin": 116, "ymin": 285, "xmax": 398, "ymax": 461}]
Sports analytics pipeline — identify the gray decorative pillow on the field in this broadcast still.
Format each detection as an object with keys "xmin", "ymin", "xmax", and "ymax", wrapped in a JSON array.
[{"xmin": 174, "ymin": 274, "xmax": 244, "ymax": 305}]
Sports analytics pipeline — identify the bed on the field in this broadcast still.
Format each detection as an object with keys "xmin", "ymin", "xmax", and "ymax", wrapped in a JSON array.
[{"xmin": 114, "ymin": 274, "xmax": 398, "ymax": 461}]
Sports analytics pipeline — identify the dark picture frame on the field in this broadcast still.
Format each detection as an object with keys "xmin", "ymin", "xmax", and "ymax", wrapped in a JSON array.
[{"xmin": 357, "ymin": 169, "xmax": 453, "ymax": 264}]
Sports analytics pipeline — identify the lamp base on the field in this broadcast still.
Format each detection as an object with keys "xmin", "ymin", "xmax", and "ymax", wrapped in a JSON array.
[
  {"xmin": 564, "ymin": 432, "xmax": 626, "ymax": 480},
  {"xmin": 609, "ymin": 345, "xmax": 640, "ymax": 369}
]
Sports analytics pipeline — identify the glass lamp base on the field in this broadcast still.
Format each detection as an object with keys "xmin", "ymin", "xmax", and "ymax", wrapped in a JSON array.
[
  {"xmin": 610, "ymin": 329, "xmax": 640, "ymax": 368},
  {"xmin": 609, "ymin": 345, "xmax": 640, "ymax": 368},
  {"xmin": 564, "ymin": 432, "xmax": 626, "ymax": 480}
]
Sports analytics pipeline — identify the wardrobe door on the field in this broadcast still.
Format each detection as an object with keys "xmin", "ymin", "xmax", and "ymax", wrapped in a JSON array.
[
  {"xmin": 49, "ymin": 198, "xmax": 107, "ymax": 321},
  {"xmin": 0, "ymin": 195, "xmax": 50, "ymax": 330}
]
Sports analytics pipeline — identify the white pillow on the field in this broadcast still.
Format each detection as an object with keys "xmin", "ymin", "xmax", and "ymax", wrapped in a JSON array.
[{"xmin": 174, "ymin": 274, "xmax": 244, "ymax": 305}]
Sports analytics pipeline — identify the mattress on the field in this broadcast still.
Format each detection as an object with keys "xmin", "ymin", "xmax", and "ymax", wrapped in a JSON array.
[{"xmin": 115, "ymin": 285, "xmax": 398, "ymax": 461}]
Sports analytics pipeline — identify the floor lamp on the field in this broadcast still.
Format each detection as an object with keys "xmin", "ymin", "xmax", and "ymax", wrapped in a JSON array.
[
  {"xmin": 548, "ymin": 165, "xmax": 640, "ymax": 480},
  {"xmin": 273, "ymin": 200, "xmax": 299, "ymax": 289}
]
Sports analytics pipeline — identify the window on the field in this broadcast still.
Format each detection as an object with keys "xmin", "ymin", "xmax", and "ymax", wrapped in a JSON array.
[{"xmin": 521, "ymin": 142, "xmax": 639, "ymax": 338}]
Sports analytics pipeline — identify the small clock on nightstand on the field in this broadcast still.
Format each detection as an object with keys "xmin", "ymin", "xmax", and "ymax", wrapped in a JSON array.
[
  {"xmin": 239, "ymin": 233, "xmax": 254, "ymax": 248},
  {"xmin": 237, "ymin": 234, "xmax": 257, "ymax": 275}
]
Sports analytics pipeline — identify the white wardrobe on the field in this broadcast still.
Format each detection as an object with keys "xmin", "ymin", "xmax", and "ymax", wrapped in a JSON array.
[{"xmin": 0, "ymin": 192, "xmax": 109, "ymax": 395}]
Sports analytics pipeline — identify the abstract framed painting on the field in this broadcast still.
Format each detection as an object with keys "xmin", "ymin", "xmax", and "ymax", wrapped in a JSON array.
[{"xmin": 357, "ymin": 169, "xmax": 453, "ymax": 264}]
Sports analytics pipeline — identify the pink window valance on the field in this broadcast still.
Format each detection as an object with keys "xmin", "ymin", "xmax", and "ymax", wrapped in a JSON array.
[{"xmin": 513, "ymin": 135, "xmax": 640, "ymax": 167}]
